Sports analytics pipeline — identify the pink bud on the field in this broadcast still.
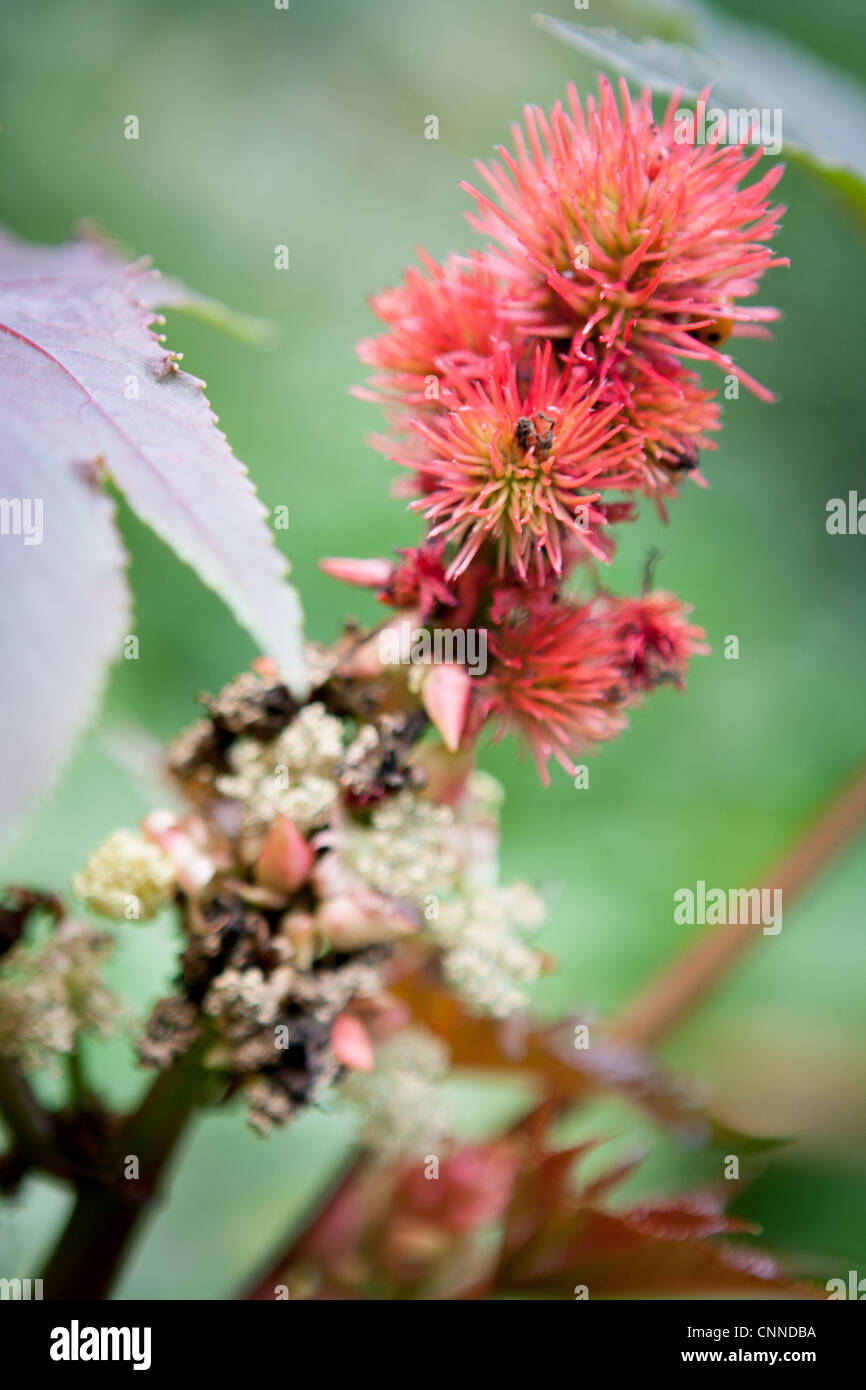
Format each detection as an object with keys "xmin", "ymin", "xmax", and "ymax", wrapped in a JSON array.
[
  {"xmin": 337, "ymin": 610, "xmax": 419, "ymax": 680},
  {"xmin": 254, "ymin": 814, "xmax": 314, "ymax": 894},
  {"xmin": 409, "ymin": 743, "xmax": 474, "ymax": 804},
  {"xmin": 421, "ymin": 664, "xmax": 472, "ymax": 752},
  {"xmin": 319, "ymin": 556, "xmax": 393, "ymax": 588},
  {"xmin": 141, "ymin": 811, "xmax": 214, "ymax": 893},
  {"xmin": 251, "ymin": 656, "xmax": 280, "ymax": 681},
  {"xmin": 331, "ymin": 1013, "xmax": 375, "ymax": 1072},
  {"xmin": 317, "ymin": 889, "xmax": 418, "ymax": 950}
]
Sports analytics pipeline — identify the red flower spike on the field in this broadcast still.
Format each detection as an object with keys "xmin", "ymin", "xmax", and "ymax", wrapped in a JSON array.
[
  {"xmin": 463, "ymin": 77, "xmax": 786, "ymax": 398},
  {"xmin": 388, "ymin": 342, "xmax": 641, "ymax": 583},
  {"xmin": 383, "ymin": 541, "xmax": 457, "ymax": 618},
  {"xmin": 606, "ymin": 589, "xmax": 710, "ymax": 695},
  {"xmin": 481, "ymin": 596, "xmax": 626, "ymax": 784},
  {"xmin": 355, "ymin": 249, "xmax": 520, "ymax": 408}
]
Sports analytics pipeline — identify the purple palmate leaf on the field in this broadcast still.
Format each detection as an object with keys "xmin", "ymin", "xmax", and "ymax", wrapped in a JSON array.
[
  {"xmin": 0, "ymin": 442, "xmax": 130, "ymax": 843},
  {"xmin": 0, "ymin": 229, "xmax": 306, "ymax": 843}
]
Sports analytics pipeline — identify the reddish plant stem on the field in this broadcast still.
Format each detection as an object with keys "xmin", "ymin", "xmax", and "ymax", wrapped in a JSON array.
[
  {"xmin": 242, "ymin": 1155, "xmax": 364, "ymax": 1300},
  {"xmin": 0, "ymin": 1055, "xmax": 62, "ymax": 1176},
  {"xmin": 610, "ymin": 763, "xmax": 866, "ymax": 1046},
  {"xmin": 40, "ymin": 1039, "xmax": 216, "ymax": 1300}
]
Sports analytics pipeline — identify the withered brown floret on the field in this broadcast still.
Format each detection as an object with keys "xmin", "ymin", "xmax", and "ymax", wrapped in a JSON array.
[
  {"xmin": 180, "ymin": 895, "xmax": 270, "ymax": 1003},
  {"xmin": 200, "ymin": 671, "xmax": 298, "ymax": 740},
  {"xmin": 0, "ymin": 887, "xmax": 63, "ymax": 958},
  {"xmin": 129, "ymin": 664, "xmax": 444, "ymax": 1134},
  {"xmin": 139, "ymin": 996, "xmax": 202, "ymax": 1068},
  {"xmin": 288, "ymin": 949, "xmax": 386, "ymax": 1020},
  {"xmin": 167, "ymin": 717, "xmax": 229, "ymax": 789},
  {"xmin": 338, "ymin": 712, "xmax": 428, "ymax": 807}
]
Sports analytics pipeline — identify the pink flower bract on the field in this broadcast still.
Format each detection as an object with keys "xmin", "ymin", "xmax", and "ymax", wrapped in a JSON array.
[
  {"xmin": 606, "ymin": 590, "xmax": 710, "ymax": 695},
  {"xmin": 389, "ymin": 342, "xmax": 641, "ymax": 582},
  {"xmin": 356, "ymin": 250, "xmax": 517, "ymax": 410},
  {"xmin": 480, "ymin": 595, "xmax": 627, "ymax": 783},
  {"xmin": 463, "ymin": 77, "xmax": 786, "ymax": 399}
]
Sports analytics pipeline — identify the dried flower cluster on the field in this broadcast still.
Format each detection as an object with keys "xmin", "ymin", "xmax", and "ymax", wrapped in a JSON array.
[
  {"xmin": 0, "ymin": 893, "xmax": 121, "ymax": 1070},
  {"xmin": 71, "ymin": 657, "xmax": 547, "ymax": 1137}
]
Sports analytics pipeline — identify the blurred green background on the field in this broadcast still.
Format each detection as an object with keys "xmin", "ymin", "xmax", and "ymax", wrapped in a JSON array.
[{"xmin": 1, "ymin": 0, "xmax": 864, "ymax": 1297}]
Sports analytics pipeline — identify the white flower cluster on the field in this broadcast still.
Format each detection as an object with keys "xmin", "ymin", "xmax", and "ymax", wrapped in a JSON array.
[
  {"xmin": 340, "ymin": 1027, "xmax": 452, "ymax": 1158},
  {"xmin": 431, "ymin": 883, "xmax": 546, "ymax": 1019},
  {"xmin": 216, "ymin": 702, "xmax": 345, "ymax": 833},
  {"xmin": 337, "ymin": 771, "xmax": 544, "ymax": 1019},
  {"xmin": 202, "ymin": 965, "xmax": 288, "ymax": 1041},
  {"xmin": 352, "ymin": 790, "xmax": 458, "ymax": 905},
  {"xmin": 73, "ymin": 829, "xmax": 176, "ymax": 921},
  {"xmin": 0, "ymin": 919, "xmax": 121, "ymax": 1066}
]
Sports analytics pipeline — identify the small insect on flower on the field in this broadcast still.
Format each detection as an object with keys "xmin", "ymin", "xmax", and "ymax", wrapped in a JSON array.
[
  {"xmin": 384, "ymin": 342, "xmax": 643, "ymax": 583},
  {"xmin": 690, "ymin": 315, "xmax": 735, "ymax": 349}
]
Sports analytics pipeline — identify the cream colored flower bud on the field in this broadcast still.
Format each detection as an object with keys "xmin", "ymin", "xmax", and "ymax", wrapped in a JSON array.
[{"xmin": 73, "ymin": 829, "xmax": 176, "ymax": 921}]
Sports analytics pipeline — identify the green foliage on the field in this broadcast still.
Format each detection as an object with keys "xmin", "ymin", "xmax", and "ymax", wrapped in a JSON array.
[{"xmin": 538, "ymin": 0, "xmax": 866, "ymax": 213}]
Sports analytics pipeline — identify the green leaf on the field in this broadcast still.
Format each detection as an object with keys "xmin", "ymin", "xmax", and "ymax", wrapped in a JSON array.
[
  {"xmin": 536, "ymin": 5, "xmax": 866, "ymax": 217},
  {"xmin": 535, "ymin": 16, "xmax": 722, "ymax": 96}
]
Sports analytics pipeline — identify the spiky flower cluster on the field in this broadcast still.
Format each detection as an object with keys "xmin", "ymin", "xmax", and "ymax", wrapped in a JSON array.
[
  {"xmin": 8, "ymin": 79, "xmax": 783, "ymax": 1155},
  {"xmin": 332, "ymin": 76, "xmax": 784, "ymax": 781}
]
